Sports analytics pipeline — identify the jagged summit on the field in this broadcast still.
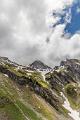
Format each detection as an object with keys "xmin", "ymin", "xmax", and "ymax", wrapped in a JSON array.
[{"xmin": 29, "ymin": 60, "xmax": 52, "ymax": 71}]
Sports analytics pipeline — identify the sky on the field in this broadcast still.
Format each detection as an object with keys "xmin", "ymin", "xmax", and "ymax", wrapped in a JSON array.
[{"xmin": 0, "ymin": 0, "xmax": 80, "ymax": 67}]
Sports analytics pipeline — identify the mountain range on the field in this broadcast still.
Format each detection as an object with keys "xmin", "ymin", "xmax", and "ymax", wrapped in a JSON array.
[{"xmin": 0, "ymin": 56, "xmax": 80, "ymax": 120}]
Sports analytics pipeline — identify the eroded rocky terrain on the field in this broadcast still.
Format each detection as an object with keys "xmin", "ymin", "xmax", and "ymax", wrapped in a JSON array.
[{"xmin": 0, "ymin": 57, "xmax": 80, "ymax": 120}]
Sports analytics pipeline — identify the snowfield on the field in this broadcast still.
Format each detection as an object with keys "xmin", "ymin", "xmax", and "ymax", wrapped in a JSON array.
[{"xmin": 61, "ymin": 92, "xmax": 80, "ymax": 120}]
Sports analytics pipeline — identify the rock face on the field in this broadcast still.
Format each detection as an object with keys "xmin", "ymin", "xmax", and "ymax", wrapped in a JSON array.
[
  {"xmin": 0, "ymin": 57, "xmax": 80, "ymax": 120},
  {"xmin": 60, "ymin": 59, "xmax": 80, "ymax": 82},
  {"xmin": 46, "ymin": 59, "xmax": 80, "ymax": 92},
  {"xmin": 0, "ymin": 65, "xmax": 27, "ymax": 85},
  {"xmin": 29, "ymin": 60, "xmax": 52, "ymax": 71}
]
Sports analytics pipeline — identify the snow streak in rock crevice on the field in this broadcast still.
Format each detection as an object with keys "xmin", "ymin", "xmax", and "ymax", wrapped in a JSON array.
[{"xmin": 61, "ymin": 92, "xmax": 80, "ymax": 120}]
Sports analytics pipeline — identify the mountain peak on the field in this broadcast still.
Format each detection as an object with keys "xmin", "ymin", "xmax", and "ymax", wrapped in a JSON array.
[{"xmin": 29, "ymin": 60, "xmax": 52, "ymax": 71}]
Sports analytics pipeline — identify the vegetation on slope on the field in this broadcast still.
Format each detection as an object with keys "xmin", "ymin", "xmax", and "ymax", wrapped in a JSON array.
[
  {"xmin": 65, "ymin": 83, "xmax": 80, "ymax": 109},
  {"xmin": 1, "ymin": 58, "xmax": 80, "ymax": 120}
]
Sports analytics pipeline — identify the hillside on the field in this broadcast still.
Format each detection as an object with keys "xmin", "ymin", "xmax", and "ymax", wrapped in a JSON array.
[{"xmin": 0, "ymin": 57, "xmax": 80, "ymax": 120}]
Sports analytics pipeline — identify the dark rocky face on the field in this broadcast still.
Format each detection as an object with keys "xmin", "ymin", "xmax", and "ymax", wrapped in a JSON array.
[{"xmin": 29, "ymin": 60, "xmax": 52, "ymax": 71}]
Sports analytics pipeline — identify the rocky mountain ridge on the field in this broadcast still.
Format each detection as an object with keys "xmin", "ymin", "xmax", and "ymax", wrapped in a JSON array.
[{"xmin": 0, "ymin": 57, "xmax": 80, "ymax": 120}]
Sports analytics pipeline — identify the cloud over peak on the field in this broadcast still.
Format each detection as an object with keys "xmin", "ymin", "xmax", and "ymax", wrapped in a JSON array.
[{"xmin": 0, "ymin": 0, "xmax": 80, "ymax": 67}]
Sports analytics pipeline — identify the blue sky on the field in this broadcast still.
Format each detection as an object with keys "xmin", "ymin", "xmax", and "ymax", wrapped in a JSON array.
[{"xmin": 52, "ymin": 0, "xmax": 80, "ymax": 37}]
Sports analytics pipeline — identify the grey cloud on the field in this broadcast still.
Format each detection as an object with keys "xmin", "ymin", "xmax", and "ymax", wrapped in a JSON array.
[
  {"xmin": 72, "ymin": 42, "xmax": 80, "ymax": 49},
  {"xmin": 47, "ymin": 52, "xmax": 71, "ymax": 67},
  {"xmin": 16, "ymin": 0, "xmax": 47, "ymax": 34},
  {"xmin": 0, "ymin": 0, "xmax": 80, "ymax": 68},
  {"xmin": 0, "ymin": 0, "xmax": 47, "ymax": 63},
  {"xmin": 13, "ymin": 44, "xmax": 42, "ymax": 65}
]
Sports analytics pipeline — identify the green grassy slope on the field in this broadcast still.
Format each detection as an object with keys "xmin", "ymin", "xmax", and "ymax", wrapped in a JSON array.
[
  {"xmin": 0, "ymin": 58, "xmax": 76, "ymax": 120},
  {"xmin": 0, "ymin": 72, "xmax": 72, "ymax": 120},
  {"xmin": 0, "ymin": 73, "xmax": 58, "ymax": 120}
]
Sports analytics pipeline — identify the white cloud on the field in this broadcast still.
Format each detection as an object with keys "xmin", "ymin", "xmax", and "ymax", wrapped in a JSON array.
[
  {"xmin": 45, "ymin": 0, "xmax": 73, "ymax": 30},
  {"xmin": 45, "ymin": 0, "xmax": 73, "ymax": 11},
  {"xmin": 77, "ymin": 7, "xmax": 80, "ymax": 13},
  {"xmin": 44, "ymin": 25, "xmax": 80, "ymax": 66},
  {"xmin": 65, "ymin": 9, "xmax": 72, "ymax": 23},
  {"xmin": 0, "ymin": 0, "xmax": 80, "ymax": 67}
]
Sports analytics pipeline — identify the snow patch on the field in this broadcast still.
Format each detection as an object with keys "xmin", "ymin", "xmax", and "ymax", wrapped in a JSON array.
[
  {"xmin": 4, "ymin": 74, "xmax": 8, "ymax": 77},
  {"xmin": 41, "ymin": 72, "xmax": 46, "ymax": 81},
  {"xmin": 61, "ymin": 92, "xmax": 80, "ymax": 120}
]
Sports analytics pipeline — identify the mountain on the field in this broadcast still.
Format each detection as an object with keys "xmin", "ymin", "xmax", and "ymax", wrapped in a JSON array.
[
  {"xmin": 29, "ymin": 60, "xmax": 52, "ymax": 72},
  {"xmin": 0, "ymin": 57, "xmax": 80, "ymax": 120}
]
